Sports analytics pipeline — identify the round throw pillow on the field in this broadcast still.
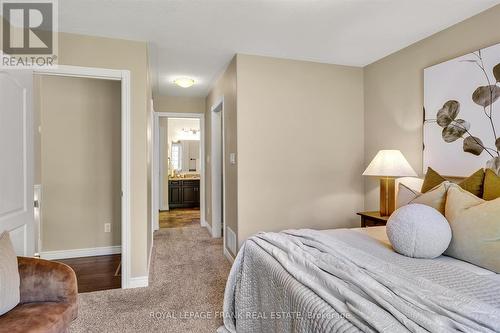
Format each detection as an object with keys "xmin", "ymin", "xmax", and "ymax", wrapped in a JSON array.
[{"xmin": 386, "ymin": 204, "xmax": 451, "ymax": 259}]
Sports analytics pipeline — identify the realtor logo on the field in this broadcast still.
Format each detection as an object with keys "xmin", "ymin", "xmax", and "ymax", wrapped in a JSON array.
[{"xmin": 1, "ymin": 0, "xmax": 58, "ymax": 67}]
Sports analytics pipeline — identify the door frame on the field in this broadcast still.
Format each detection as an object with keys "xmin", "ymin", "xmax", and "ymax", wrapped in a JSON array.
[
  {"xmin": 33, "ymin": 65, "xmax": 133, "ymax": 289},
  {"xmin": 210, "ymin": 98, "xmax": 226, "ymax": 243},
  {"xmin": 152, "ymin": 112, "xmax": 205, "ymax": 231}
]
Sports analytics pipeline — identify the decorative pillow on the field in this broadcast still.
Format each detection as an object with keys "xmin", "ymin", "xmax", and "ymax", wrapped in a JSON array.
[
  {"xmin": 396, "ymin": 183, "xmax": 421, "ymax": 209},
  {"xmin": 421, "ymin": 167, "xmax": 446, "ymax": 193},
  {"xmin": 483, "ymin": 169, "xmax": 500, "ymax": 201},
  {"xmin": 387, "ymin": 204, "xmax": 451, "ymax": 259},
  {"xmin": 421, "ymin": 167, "xmax": 485, "ymax": 198},
  {"xmin": 395, "ymin": 177, "xmax": 424, "ymax": 209},
  {"xmin": 445, "ymin": 186, "xmax": 500, "ymax": 273},
  {"xmin": 459, "ymin": 169, "xmax": 486, "ymax": 198},
  {"xmin": 0, "ymin": 231, "xmax": 20, "ymax": 315},
  {"xmin": 409, "ymin": 181, "xmax": 451, "ymax": 215}
]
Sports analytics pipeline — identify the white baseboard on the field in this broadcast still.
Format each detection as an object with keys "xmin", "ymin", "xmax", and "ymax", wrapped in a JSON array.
[
  {"xmin": 40, "ymin": 245, "xmax": 121, "ymax": 260},
  {"xmin": 202, "ymin": 219, "xmax": 212, "ymax": 235},
  {"xmin": 226, "ymin": 226, "xmax": 237, "ymax": 254},
  {"xmin": 224, "ymin": 247, "xmax": 235, "ymax": 264},
  {"xmin": 127, "ymin": 276, "xmax": 149, "ymax": 288}
]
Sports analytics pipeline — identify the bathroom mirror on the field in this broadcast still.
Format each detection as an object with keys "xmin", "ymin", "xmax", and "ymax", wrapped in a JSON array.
[{"xmin": 170, "ymin": 140, "xmax": 200, "ymax": 172}]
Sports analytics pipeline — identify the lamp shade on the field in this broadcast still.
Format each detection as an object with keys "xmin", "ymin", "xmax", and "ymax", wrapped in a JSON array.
[{"xmin": 363, "ymin": 150, "xmax": 417, "ymax": 178}]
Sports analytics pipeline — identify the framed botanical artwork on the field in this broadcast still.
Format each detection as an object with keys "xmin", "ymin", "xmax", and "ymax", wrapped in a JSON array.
[{"xmin": 424, "ymin": 43, "xmax": 500, "ymax": 177}]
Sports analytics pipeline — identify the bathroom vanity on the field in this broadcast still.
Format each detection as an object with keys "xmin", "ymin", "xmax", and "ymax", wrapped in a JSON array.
[{"xmin": 168, "ymin": 179, "xmax": 200, "ymax": 208}]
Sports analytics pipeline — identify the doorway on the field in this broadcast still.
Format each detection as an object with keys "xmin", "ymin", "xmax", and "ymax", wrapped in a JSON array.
[
  {"xmin": 34, "ymin": 74, "xmax": 122, "ymax": 292},
  {"xmin": 33, "ymin": 65, "xmax": 133, "ymax": 289},
  {"xmin": 152, "ymin": 112, "xmax": 205, "ymax": 232},
  {"xmin": 0, "ymin": 65, "xmax": 133, "ymax": 289}
]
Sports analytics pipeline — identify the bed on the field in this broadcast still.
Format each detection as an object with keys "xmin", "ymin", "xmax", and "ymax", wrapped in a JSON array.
[{"xmin": 218, "ymin": 226, "xmax": 500, "ymax": 333}]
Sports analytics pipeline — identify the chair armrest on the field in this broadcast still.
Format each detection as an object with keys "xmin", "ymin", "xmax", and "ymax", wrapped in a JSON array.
[{"xmin": 17, "ymin": 257, "xmax": 78, "ymax": 305}]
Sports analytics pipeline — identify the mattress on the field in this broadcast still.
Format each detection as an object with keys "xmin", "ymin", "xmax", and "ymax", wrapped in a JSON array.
[
  {"xmin": 341, "ymin": 227, "xmax": 500, "ymax": 308},
  {"xmin": 352, "ymin": 226, "xmax": 498, "ymax": 276},
  {"xmin": 221, "ymin": 226, "xmax": 500, "ymax": 333}
]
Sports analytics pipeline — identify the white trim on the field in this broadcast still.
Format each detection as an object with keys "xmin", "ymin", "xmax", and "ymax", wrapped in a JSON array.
[
  {"xmin": 120, "ymin": 70, "xmax": 133, "ymax": 289},
  {"xmin": 128, "ymin": 276, "xmax": 149, "ymax": 289},
  {"xmin": 34, "ymin": 65, "xmax": 133, "ymax": 289},
  {"xmin": 201, "ymin": 219, "xmax": 212, "ymax": 235},
  {"xmin": 34, "ymin": 65, "xmax": 123, "ymax": 81},
  {"xmin": 40, "ymin": 246, "xmax": 121, "ymax": 260},
  {"xmin": 152, "ymin": 112, "xmax": 206, "ymax": 231},
  {"xmin": 33, "ymin": 184, "xmax": 42, "ymax": 256},
  {"xmin": 152, "ymin": 108, "xmax": 160, "ymax": 231},
  {"xmin": 148, "ymin": 101, "xmax": 155, "ymax": 272},
  {"xmin": 210, "ymin": 98, "xmax": 226, "ymax": 246},
  {"xmin": 224, "ymin": 247, "xmax": 235, "ymax": 264},
  {"xmin": 159, "ymin": 117, "xmax": 169, "ymax": 211}
]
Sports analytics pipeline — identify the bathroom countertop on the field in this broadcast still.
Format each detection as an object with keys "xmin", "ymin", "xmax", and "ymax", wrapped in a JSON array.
[{"xmin": 168, "ymin": 177, "xmax": 200, "ymax": 181}]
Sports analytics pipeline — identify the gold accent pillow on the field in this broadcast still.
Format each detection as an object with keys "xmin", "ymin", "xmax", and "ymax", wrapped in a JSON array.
[
  {"xmin": 421, "ymin": 167, "xmax": 446, "ymax": 193},
  {"xmin": 483, "ymin": 169, "xmax": 500, "ymax": 201},
  {"xmin": 421, "ymin": 167, "xmax": 485, "ymax": 198},
  {"xmin": 444, "ymin": 186, "xmax": 500, "ymax": 273}
]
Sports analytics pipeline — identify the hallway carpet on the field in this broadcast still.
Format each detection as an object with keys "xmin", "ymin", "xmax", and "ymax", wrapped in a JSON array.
[{"xmin": 70, "ymin": 225, "xmax": 231, "ymax": 333}]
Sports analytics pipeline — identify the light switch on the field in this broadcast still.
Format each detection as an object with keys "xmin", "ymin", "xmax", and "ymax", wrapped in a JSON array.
[{"xmin": 229, "ymin": 153, "xmax": 236, "ymax": 165}]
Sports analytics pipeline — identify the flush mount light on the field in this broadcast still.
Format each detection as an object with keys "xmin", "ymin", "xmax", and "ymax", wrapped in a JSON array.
[{"xmin": 173, "ymin": 77, "xmax": 195, "ymax": 88}]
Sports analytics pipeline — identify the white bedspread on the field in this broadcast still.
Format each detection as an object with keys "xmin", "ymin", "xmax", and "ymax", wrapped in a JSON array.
[{"xmin": 219, "ymin": 228, "xmax": 500, "ymax": 333}]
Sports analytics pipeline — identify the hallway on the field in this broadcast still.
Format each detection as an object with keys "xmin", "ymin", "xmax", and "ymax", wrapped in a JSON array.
[{"xmin": 71, "ymin": 224, "xmax": 230, "ymax": 332}]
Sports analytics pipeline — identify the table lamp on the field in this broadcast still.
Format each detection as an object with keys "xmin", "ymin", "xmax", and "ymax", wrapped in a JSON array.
[{"xmin": 363, "ymin": 150, "xmax": 417, "ymax": 216}]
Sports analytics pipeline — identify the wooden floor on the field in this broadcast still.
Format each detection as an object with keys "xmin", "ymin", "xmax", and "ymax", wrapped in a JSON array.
[
  {"xmin": 55, "ymin": 209, "xmax": 199, "ymax": 293},
  {"xmin": 159, "ymin": 208, "xmax": 200, "ymax": 228},
  {"xmin": 55, "ymin": 254, "xmax": 121, "ymax": 293}
]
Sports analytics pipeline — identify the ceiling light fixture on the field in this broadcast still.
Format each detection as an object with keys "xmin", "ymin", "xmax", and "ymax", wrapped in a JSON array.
[
  {"xmin": 173, "ymin": 77, "xmax": 195, "ymax": 88},
  {"xmin": 182, "ymin": 128, "xmax": 200, "ymax": 134}
]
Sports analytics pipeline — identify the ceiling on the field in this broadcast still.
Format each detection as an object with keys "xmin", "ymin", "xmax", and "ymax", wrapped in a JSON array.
[{"xmin": 59, "ymin": 0, "xmax": 500, "ymax": 97}]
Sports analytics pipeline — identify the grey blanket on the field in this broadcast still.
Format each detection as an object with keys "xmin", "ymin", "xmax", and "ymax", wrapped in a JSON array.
[{"xmin": 219, "ymin": 229, "xmax": 500, "ymax": 333}]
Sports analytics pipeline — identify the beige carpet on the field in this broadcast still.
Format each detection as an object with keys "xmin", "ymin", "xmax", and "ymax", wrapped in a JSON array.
[{"xmin": 70, "ymin": 225, "xmax": 231, "ymax": 333}]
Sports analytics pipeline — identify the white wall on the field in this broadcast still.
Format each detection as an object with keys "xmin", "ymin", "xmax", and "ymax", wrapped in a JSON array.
[{"xmin": 167, "ymin": 118, "xmax": 201, "ymax": 149}]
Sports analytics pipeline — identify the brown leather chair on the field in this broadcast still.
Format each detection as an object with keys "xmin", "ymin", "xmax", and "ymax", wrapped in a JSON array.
[{"xmin": 0, "ymin": 257, "xmax": 78, "ymax": 333}]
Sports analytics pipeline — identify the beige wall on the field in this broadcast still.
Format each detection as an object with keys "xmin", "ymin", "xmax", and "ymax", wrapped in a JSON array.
[
  {"xmin": 205, "ymin": 57, "xmax": 238, "ymax": 252},
  {"xmin": 155, "ymin": 95, "xmax": 206, "ymax": 114},
  {"xmin": 57, "ymin": 32, "xmax": 150, "ymax": 277},
  {"xmin": 364, "ymin": 4, "xmax": 500, "ymax": 210},
  {"xmin": 237, "ymin": 54, "xmax": 365, "ymax": 245},
  {"xmin": 36, "ymin": 76, "xmax": 121, "ymax": 251}
]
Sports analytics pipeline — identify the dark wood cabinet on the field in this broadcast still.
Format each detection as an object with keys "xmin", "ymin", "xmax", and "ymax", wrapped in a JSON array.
[
  {"xmin": 169, "ymin": 186, "xmax": 181, "ymax": 204},
  {"xmin": 169, "ymin": 179, "xmax": 200, "ymax": 208}
]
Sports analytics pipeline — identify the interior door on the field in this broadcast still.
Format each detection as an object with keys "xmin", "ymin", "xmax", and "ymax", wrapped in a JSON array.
[{"xmin": 0, "ymin": 69, "xmax": 35, "ymax": 256}]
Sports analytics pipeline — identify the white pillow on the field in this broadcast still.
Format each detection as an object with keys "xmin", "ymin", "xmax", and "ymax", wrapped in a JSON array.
[
  {"xmin": 395, "ymin": 177, "xmax": 424, "ymax": 208},
  {"xmin": 396, "ymin": 183, "xmax": 421, "ymax": 209},
  {"xmin": 0, "ymin": 231, "xmax": 20, "ymax": 315},
  {"xmin": 387, "ymin": 204, "xmax": 451, "ymax": 259}
]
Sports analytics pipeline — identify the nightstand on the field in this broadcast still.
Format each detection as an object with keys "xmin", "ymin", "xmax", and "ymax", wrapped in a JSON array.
[{"xmin": 357, "ymin": 211, "xmax": 389, "ymax": 228}]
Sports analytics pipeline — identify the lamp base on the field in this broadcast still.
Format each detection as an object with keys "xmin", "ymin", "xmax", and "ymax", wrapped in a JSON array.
[{"xmin": 380, "ymin": 177, "xmax": 396, "ymax": 217}]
